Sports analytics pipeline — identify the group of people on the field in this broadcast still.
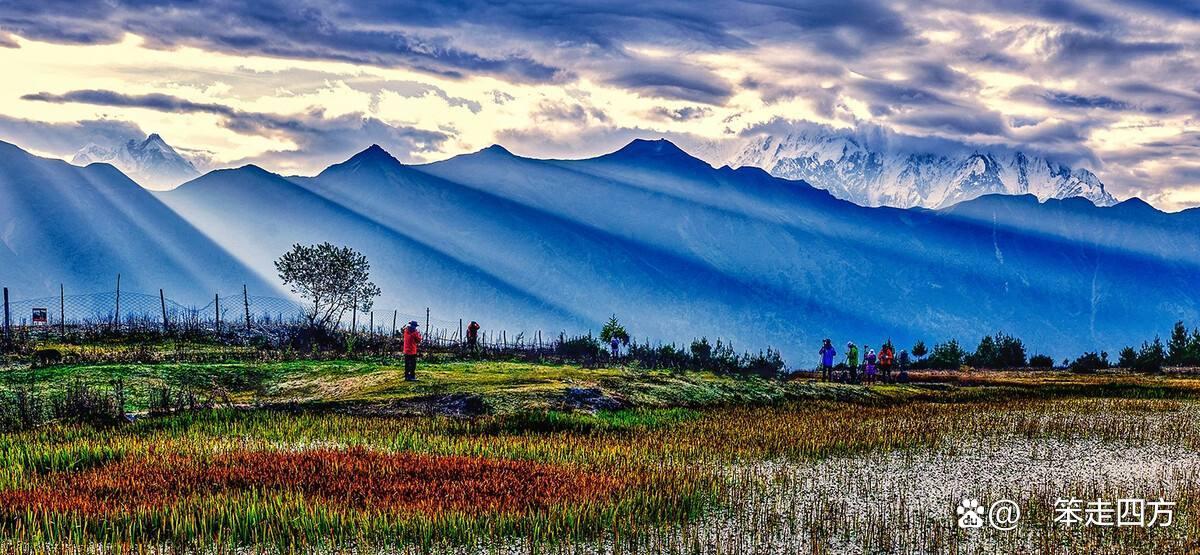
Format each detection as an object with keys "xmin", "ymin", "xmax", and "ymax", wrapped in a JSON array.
[
  {"xmin": 818, "ymin": 338, "xmax": 910, "ymax": 384},
  {"xmin": 402, "ymin": 320, "xmax": 485, "ymax": 382}
]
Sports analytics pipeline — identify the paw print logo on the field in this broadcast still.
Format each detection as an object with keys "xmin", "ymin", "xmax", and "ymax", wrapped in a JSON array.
[{"xmin": 957, "ymin": 498, "xmax": 985, "ymax": 529}]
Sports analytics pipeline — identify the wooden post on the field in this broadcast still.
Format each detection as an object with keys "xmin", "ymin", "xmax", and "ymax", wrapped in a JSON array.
[
  {"xmin": 60, "ymin": 284, "xmax": 66, "ymax": 336},
  {"xmin": 391, "ymin": 310, "xmax": 397, "ymax": 337},
  {"xmin": 214, "ymin": 293, "xmax": 220, "ymax": 333},
  {"xmin": 243, "ymin": 284, "xmax": 251, "ymax": 330},
  {"xmin": 114, "ymin": 273, "xmax": 121, "ymax": 329},
  {"xmin": 160, "ymin": 289, "xmax": 168, "ymax": 331},
  {"xmin": 2, "ymin": 287, "xmax": 9, "ymax": 345},
  {"xmin": 459, "ymin": 319, "xmax": 463, "ymax": 345},
  {"xmin": 369, "ymin": 311, "xmax": 374, "ymax": 337},
  {"xmin": 351, "ymin": 293, "xmax": 357, "ymax": 334},
  {"xmin": 424, "ymin": 308, "xmax": 430, "ymax": 337}
]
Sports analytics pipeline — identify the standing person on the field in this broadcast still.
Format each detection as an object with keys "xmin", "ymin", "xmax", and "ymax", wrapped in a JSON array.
[
  {"xmin": 846, "ymin": 342, "xmax": 860, "ymax": 384},
  {"xmin": 610, "ymin": 336, "xmax": 621, "ymax": 358},
  {"xmin": 898, "ymin": 349, "xmax": 911, "ymax": 383},
  {"xmin": 819, "ymin": 339, "xmax": 837, "ymax": 381},
  {"xmin": 403, "ymin": 320, "xmax": 422, "ymax": 381},
  {"xmin": 466, "ymin": 321, "xmax": 480, "ymax": 351},
  {"xmin": 864, "ymin": 346, "xmax": 877, "ymax": 385},
  {"xmin": 879, "ymin": 343, "xmax": 895, "ymax": 383}
]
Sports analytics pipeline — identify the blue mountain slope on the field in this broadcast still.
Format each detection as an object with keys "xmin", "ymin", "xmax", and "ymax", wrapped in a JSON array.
[
  {"xmin": 414, "ymin": 139, "xmax": 1200, "ymax": 358},
  {"xmin": 0, "ymin": 141, "xmax": 272, "ymax": 304},
  {"xmin": 160, "ymin": 157, "xmax": 589, "ymax": 333},
  {"xmin": 294, "ymin": 145, "xmax": 806, "ymax": 342}
]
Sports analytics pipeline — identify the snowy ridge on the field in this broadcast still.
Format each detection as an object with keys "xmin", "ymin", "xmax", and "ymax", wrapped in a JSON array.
[
  {"xmin": 726, "ymin": 130, "xmax": 1117, "ymax": 208},
  {"xmin": 72, "ymin": 134, "xmax": 200, "ymax": 189}
]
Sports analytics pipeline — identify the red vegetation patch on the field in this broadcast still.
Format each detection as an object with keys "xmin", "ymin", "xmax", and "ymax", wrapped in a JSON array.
[{"xmin": 0, "ymin": 448, "xmax": 626, "ymax": 517}]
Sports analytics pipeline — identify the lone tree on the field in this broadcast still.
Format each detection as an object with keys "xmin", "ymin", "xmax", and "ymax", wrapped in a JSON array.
[
  {"xmin": 911, "ymin": 340, "xmax": 928, "ymax": 360},
  {"xmin": 1168, "ymin": 321, "xmax": 1190, "ymax": 366},
  {"xmin": 600, "ymin": 315, "xmax": 630, "ymax": 345},
  {"xmin": 275, "ymin": 243, "xmax": 381, "ymax": 332}
]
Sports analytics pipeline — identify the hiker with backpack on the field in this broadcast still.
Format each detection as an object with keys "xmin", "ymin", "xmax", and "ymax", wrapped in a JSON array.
[
  {"xmin": 863, "ymin": 346, "xmax": 877, "ymax": 385},
  {"xmin": 846, "ymin": 342, "xmax": 860, "ymax": 384},
  {"xmin": 879, "ymin": 343, "xmax": 895, "ymax": 383},
  {"xmin": 819, "ymin": 339, "xmax": 837, "ymax": 381},
  {"xmin": 898, "ymin": 349, "xmax": 911, "ymax": 383},
  {"xmin": 466, "ymin": 321, "xmax": 480, "ymax": 351},
  {"xmin": 403, "ymin": 320, "xmax": 422, "ymax": 381}
]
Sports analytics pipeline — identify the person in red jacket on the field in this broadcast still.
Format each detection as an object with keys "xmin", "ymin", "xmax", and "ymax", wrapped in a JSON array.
[
  {"xmin": 403, "ymin": 320, "xmax": 422, "ymax": 381},
  {"xmin": 879, "ymin": 342, "xmax": 895, "ymax": 383},
  {"xmin": 466, "ymin": 321, "xmax": 480, "ymax": 351}
]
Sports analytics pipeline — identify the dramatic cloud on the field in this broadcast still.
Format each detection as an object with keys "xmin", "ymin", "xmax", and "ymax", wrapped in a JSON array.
[
  {"xmin": 604, "ymin": 61, "xmax": 736, "ymax": 105},
  {"xmin": 647, "ymin": 106, "xmax": 712, "ymax": 122},
  {"xmin": 0, "ymin": 0, "xmax": 1197, "ymax": 207},
  {"xmin": 22, "ymin": 89, "xmax": 448, "ymax": 170},
  {"xmin": 1040, "ymin": 30, "xmax": 1183, "ymax": 70},
  {"xmin": 0, "ymin": 116, "xmax": 144, "ymax": 154},
  {"xmin": 24, "ymin": 90, "xmax": 241, "ymax": 117}
]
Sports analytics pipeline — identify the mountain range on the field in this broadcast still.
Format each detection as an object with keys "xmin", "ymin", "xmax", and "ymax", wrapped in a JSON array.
[
  {"xmin": 716, "ymin": 129, "xmax": 1118, "ymax": 209},
  {"xmin": 72, "ymin": 134, "xmax": 200, "ymax": 189},
  {"xmin": 1, "ymin": 137, "xmax": 1198, "ymax": 361}
]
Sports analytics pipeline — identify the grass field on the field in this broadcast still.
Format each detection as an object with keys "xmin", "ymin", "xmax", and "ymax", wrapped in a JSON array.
[{"xmin": 3, "ymin": 359, "xmax": 1200, "ymax": 553}]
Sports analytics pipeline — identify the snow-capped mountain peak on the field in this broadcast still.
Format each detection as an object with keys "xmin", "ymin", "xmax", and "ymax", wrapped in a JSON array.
[
  {"xmin": 72, "ymin": 133, "xmax": 200, "ymax": 189},
  {"xmin": 724, "ymin": 130, "xmax": 1117, "ymax": 208}
]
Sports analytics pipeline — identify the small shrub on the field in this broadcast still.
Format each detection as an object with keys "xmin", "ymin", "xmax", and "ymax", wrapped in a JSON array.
[
  {"xmin": 1118, "ymin": 346, "xmax": 1138, "ymax": 369},
  {"xmin": 50, "ymin": 379, "xmax": 123, "ymax": 426},
  {"xmin": 926, "ymin": 339, "xmax": 966, "ymax": 370},
  {"xmin": 556, "ymin": 333, "xmax": 602, "ymax": 360},
  {"xmin": 31, "ymin": 349, "xmax": 63, "ymax": 368},
  {"xmin": 1132, "ymin": 337, "xmax": 1166, "ymax": 373},
  {"xmin": 1069, "ymin": 351, "xmax": 1109, "ymax": 373},
  {"xmin": 1029, "ymin": 354, "xmax": 1054, "ymax": 368}
]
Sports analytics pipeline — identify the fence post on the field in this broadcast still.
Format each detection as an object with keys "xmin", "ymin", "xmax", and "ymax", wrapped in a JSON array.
[
  {"xmin": 114, "ymin": 273, "xmax": 121, "ymax": 329},
  {"xmin": 369, "ymin": 311, "xmax": 374, "ymax": 337},
  {"xmin": 459, "ymin": 319, "xmax": 463, "ymax": 346},
  {"xmin": 160, "ymin": 289, "xmax": 168, "ymax": 331},
  {"xmin": 351, "ymin": 293, "xmax": 357, "ymax": 334},
  {"xmin": 60, "ymin": 284, "xmax": 66, "ymax": 336},
  {"xmin": 243, "ymin": 284, "xmax": 251, "ymax": 330},
  {"xmin": 425, "ymin": 308, "xmax": 430, "ymax": 337},
  {"xmin": 214, "ymin": 293, "xmax": 220, "ymax": 333},
  {"xmin": 391, "ymin": 310, "xmax": 397, "ymax": 337},
  {"xmin": 2, "ymin": 287, "xmax": 9, "ymax": 346}
]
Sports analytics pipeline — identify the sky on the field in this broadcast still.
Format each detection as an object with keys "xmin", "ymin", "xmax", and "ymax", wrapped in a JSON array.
[{"xmin": 0, "ymin": 1, "xmax": 1198, "ymax": 209}]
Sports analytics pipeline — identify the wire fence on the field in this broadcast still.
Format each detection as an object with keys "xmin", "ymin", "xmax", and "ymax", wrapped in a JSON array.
[
  {"xmin": 0, "ymin": 282, "xmax": 580, "ymax": 360},
  {"xmin": 0, "ymin": 284, "xmax": 476, "ymax": 333}
]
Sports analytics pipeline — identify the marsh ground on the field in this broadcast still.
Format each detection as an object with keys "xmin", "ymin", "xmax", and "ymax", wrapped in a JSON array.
[{"xmin": 2, "ymin": 360, "xmax": 1199, "ymax": 553}]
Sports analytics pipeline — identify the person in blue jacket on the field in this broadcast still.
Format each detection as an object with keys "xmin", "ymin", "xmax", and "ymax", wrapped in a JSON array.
[{"xmin": 819, "ymin": 338, "xmax": 837, "ymax": 381}]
